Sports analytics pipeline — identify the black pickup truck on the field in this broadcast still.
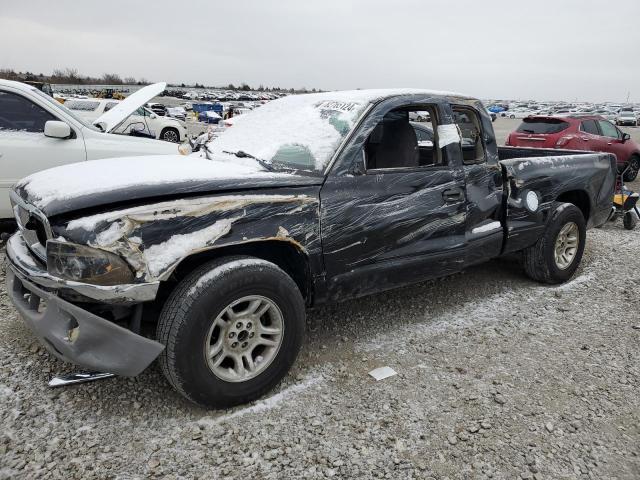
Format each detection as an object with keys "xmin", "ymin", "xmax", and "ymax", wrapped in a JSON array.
[{"xmin": 5, "ymin": 89, "xmax": 616, "ymax": 408}]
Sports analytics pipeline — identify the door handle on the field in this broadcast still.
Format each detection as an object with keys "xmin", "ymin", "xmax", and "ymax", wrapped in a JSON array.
[
  {"xmin": 581, "ymin": 137, "xmax": 589, "ymax": 141},
  {"xmin": 442, "ymin": 188, "xmax": 465, "ymax": 202},
  {"xmin": 607, "ymin": 142, "xmax": 613, "ymax": 145}
]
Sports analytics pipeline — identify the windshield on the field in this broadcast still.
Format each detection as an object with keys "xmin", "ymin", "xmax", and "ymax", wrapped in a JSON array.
[
  {"xmin": 207, "ymin": 93, "xmax": 370, "ymax": 173},
  {"xmin": 32, "ymin": 89, "xmax": 101, "ymax": 132}
]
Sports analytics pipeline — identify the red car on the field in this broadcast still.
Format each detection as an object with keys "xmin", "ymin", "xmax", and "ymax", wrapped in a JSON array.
[{"xmin": 506, "ymin": 115, "xmax": 640, "ymax": 181}]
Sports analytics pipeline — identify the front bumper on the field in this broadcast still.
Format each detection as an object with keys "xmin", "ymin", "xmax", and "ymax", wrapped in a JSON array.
[{"xmin": 5, "ymin": 234, "xmax": 164, "ymax": 376}]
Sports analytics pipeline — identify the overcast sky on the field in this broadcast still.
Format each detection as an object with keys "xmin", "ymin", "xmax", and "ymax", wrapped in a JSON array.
[{"xmin": 1, "ymin": 0, "xmax": 639, "ymax": 102}]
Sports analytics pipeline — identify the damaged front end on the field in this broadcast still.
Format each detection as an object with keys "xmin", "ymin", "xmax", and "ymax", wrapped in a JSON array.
[{"xmin": 5, "ymin": 189, "xmax": 320, "ymax": 377}]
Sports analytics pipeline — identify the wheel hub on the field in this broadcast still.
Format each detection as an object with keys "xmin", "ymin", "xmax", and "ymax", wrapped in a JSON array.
[
  {"xmin": 204, "ymin": 295, "xmax": 284, "ymax": 382},
  {"xmin": 554, "ymin": 222, "xmax": 579, "ymax": 270}
]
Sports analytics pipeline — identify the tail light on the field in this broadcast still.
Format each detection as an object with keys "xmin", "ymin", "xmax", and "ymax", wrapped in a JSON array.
[{"xmin": 555, "ymin": 136, "xmax": 571, "ymax": 147}]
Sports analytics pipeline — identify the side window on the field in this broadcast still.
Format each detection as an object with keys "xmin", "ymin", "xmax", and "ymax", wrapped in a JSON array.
[
  {"xmin": 104, "ymin": 102, "xmax": 118, "ymax": 112},
  {"xmin": 0, "ymin": 91, "xmax": 55, "ymax": 132},
  {"xmin": 364, "ymin": 105, "xmax": 442, "ymax": 170},
  {"xmin": 598, "ymin": 120, "xmax": 620, "ymax": 139},
  {"xmin": 452, "ymin": 106, "xmax": 485, "ymax": 164},
  {"xmin": 580, "ymin": 120, "xmax": 599, "ymax": 135}
]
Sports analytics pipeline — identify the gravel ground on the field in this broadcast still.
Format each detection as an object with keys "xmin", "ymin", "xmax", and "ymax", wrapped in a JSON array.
[
  {"xmin": 1, "ymin": 119, "xmax": 640, "ymax": 479},
  {"xmin": 1, "ymin": 214, "xmax": 639, "ymax": 479}
]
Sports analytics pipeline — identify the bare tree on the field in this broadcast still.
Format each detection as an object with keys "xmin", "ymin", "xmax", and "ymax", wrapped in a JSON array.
[{"xmin": 102, "ymin": 73, "xmax": 123, "ymax": 85}]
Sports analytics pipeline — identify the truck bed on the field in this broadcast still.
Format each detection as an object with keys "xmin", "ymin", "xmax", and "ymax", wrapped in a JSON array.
[{"xmin": 497, "ymin": 146, "xmax": 596, "ymax": 161}]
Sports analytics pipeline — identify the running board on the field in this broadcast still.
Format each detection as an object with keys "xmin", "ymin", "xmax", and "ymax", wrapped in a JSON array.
[{"xmin": 48, "ymin": 372, "xmax": 116, "ymax": 387}]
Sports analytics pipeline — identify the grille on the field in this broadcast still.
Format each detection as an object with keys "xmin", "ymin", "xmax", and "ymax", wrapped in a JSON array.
[{"xmin": 11, "ymin": 194, "xmax": 52, "ymax": 263}]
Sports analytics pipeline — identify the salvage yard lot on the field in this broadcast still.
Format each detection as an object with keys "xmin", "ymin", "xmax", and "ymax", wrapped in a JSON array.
[{"xmin": 1, "ymin": 117, "xmax": 640, "ymax": 479}]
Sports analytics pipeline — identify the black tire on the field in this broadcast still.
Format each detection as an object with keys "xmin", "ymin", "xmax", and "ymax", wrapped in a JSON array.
[
  {"xmin": 623, "ymin": 155, "xmax": 640, "ymax": 182},
  {"xmin": 522, "ymin": 202, "xmax": 586, "ymax": 284},
  {"xmin": 157, "ymin": 256, "xmax": 305, "ymax": 408},
  {"xmin": 623, "ymin": 211, "xmax": 637, "ymax": 230},
  {"xmin": 160, "ymin": 127, "xmax": 180, "ymax": 143}
]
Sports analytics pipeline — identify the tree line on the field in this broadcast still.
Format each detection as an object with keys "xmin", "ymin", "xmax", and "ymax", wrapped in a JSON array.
[{"xmin": 0, "ymin": 67, "xmax": 322, "ymax": 93}]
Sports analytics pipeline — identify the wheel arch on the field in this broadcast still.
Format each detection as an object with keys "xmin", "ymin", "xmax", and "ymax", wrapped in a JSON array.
[
  {"xmin": 156, "ymin": 239, "xmax": 313, "ymax": 307},
  {"xmin": 555, "ymin": 189, "xmax": 591, "ymax": 223}
]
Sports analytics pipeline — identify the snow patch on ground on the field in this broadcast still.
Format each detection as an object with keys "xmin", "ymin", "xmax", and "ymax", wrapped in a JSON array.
[{"xmin": 198, "ymin": 375, "xmax": 324, "ymax": 426}]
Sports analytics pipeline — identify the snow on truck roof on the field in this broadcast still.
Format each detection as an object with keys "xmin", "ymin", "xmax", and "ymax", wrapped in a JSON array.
[{"xmin": 207, "ymin": 88, "xmax": 473, "ymax": 172}]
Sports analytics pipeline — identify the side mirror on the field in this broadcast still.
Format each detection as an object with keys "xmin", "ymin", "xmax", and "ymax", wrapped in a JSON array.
[
  {"xmin": 149, "ymin": 113, "xmax": 157, "ymax": 119},
  {"xmin": 44, "ymin": 120, "xmax": 71, "ymax": 139},
  {"xmin": 622, "ymin": 133, "xmax": 631, "ymax": 143}
]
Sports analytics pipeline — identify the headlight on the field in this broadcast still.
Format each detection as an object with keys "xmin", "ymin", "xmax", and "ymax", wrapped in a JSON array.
[{"xmin": 46, "ymin": 240, "xmax": 135, "ymax": 286}]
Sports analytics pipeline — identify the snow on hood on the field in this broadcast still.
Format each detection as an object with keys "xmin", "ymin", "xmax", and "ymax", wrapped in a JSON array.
[
  {"xmin": 16, "ymin": 155, "xmax": 269, "ymax": 210},
  {"xmin": 93, "ymin": 82, "xmax": 166, "ymax": 132}
]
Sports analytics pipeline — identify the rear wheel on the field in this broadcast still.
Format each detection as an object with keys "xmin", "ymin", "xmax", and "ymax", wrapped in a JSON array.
[
  {"xmin": 157, "ymin": 256, "xmax": 305, "ymax": 408},
  {"xmin": 522, "ymin": 202, "xmax": 586, "ymax": 284},
  {"xmin": 623, "ymin": 211, "xmax": 637, "ymax": 230},
  {"xmin": 623, "ymin": 155, "xmax": 639, "ymax": 182}
]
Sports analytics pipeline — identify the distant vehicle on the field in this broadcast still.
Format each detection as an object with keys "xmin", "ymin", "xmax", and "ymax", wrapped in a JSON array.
[
  {"xmin": 0, "ymin": 80, "xmax": 178, "ymax": 221},
  {"xmin": 146, "ymin": 102, "xmax": 168, "ymax": 116},
  {"xmin": 506, "ymin": 115, "xmax": 640, "ymax": 181},
  {"xmin": 23, "ymin": 81, "xmax": 53, "ymax": 97},
  {"xmin": 504, "ymin": 110, "xmax": 534, "ymax": 119},
  {"xmin": 410, "ymin": 121, "xmax": 434, "ymax": 146},
  {"xmin": 616, "ymin": 111, "xmax": 638, "ymax": 127},
  {"xmin": 166, "ymin": 106, "xmax": 187, "ymax": 122},
  {"xmin": 65, "ymin": 98, "xmax": 187, "ymax": 142},
  {"xmin": 198, "ymin": 110, "xmax": 222, "ymax": 124}
]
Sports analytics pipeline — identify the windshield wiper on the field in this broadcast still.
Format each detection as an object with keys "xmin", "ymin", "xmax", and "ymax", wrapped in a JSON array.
[{"xmin": 223, "ymin": 150, "xmax": 274, "ymax": 171}]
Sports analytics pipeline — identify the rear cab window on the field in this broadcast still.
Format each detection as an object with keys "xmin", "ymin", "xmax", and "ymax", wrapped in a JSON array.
[
  {"xmin": 452, "ymin": 106, "xmax": 486, "ymax": 164},
  {"xmin": 516, "ymin": 118, "xmax": 569, "ymax": 134}
]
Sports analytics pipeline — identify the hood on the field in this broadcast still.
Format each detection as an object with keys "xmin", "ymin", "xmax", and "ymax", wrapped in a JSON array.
[
  {"xmin": 93, "ymin": 82, "xmax": 167, "ymax": 132},
  {"xmin": 15, "ymin": 155, "xmax": 322, "ymax": 217}
]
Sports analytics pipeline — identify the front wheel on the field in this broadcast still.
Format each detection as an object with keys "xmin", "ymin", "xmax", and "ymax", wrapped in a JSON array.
[
  {"xmin": 522, "ymin": 202, "xmax": 586, "ymax": 284},
  {"xmin": 160, "ymin": 127, "xmax": 180, "ymax": 143},
  {"xmin": 157, "ymin": 256, "xmax": 305, "ymax": 408},
  {"xmin": 623, "ymin": 156, "xmax": 639, "ymax": 182}
]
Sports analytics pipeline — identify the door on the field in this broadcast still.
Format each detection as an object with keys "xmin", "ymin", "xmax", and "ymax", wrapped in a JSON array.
[
  {"xmin": 597, "ymin": 119, "xmax": 629, "ymax": 166},
  {"xmin": 451, "ymin": 105, "xmax": 504, "ymax": 265},
  {"xmin": 0, "ymin": 89, "xmax": 86, "ymax": 218},
  {"xmin": 578, "ymin": 119, "xmax": 604, "ymax": 151},
  {"xmin": 320, "ymin": 102, "xmax": 467, "ymax": 300}
]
